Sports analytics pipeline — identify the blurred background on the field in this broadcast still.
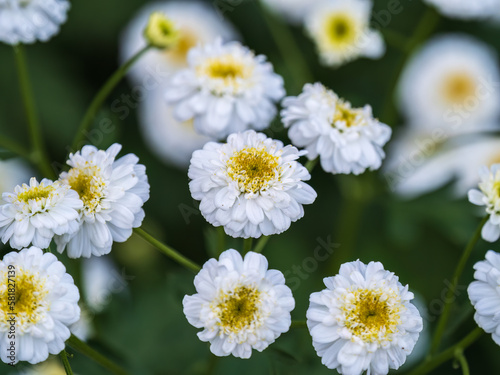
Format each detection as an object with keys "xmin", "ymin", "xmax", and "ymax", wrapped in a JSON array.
[{"xmin": 1, "ymin": 0, "xmax": 500, "ymax": 373}]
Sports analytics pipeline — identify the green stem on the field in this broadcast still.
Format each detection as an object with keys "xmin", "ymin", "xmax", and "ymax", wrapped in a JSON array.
[
  {"xmin": 67, "ymin": 335, "xmax": 129, "ymax": 375},
  {"xmin": 134, "ymin": 227, "xmax": 201, "ymax": 273},
  {"xmin": 455, "ymin": 349, "xmax": 470, "ymax": 375},
  {"xmin": 216, "ymin": 226, "xmax": 226, "ymax": 256},
  {"xmin": 59, "ymin": 350, "xmax": 74, "ymax": 375},
  {"xmin": 258, "ymin": 1, "xmax": 313, "ymax": 92},
  {"xmin": 305, "ymin": 158, "xmax": 318, "ymax": 173},
  {"xmin": 380, "ymin": 7, "xmax": 440, "ymax": 126},
  {"xmin": 0, "ymin": 134, "xmax": 30, "ymax": 159},
  {"xmin": 243, "ymin": 237, "xmax": 254, "ymax": 254},
  {"xmin": 72, "ymin": 45, "xmax": 152, "ymax": 150},
  {"xmin": 407, "ymin": 328, "xmax": 483, "ymax": 375},
  {"xmin": 13, "ymin": 45, "xmax": 54, "ymax": 179},
  {"xmin": 254, "ymin": 235, "xmax": 271, "ymax": 254},
  {"xmin": 290, "ymin": 320, "xmax": 307, "ymax": 329},
  {"xmin": 429, "ymin": 216, "xmax": 488, "ymax": 355}
]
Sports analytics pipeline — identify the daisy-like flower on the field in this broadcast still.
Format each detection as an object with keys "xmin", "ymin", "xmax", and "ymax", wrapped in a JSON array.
[
  {"xmin": 282, "ymin": 83, "xmax": 391, "ymax": 175},
  {"xmin": 0, "ymin": 247, "xmax": 80, "ymax": 365},
  {"xmin": 183, "ymin": 249, "xmax": 295, "ymax": 358},
  {"xmin": 468, "ymin": 164, "xmax": 500, "ymax": 242},
  {"xmin": 188, "ymin": 130, "xmax": 317, "ymax": 238},
  {"xmin": 397, "ymin": 35, "xmax": 500, "ymax": 137},
  {"xmin": 305, "ymin": 0, "xmax": 385, "ymax": 67},
  {"xmin": 0, "ymin": 0, "xmax": 70, "ymax": 45},
  {"xmin": 164, "ymin": 39, "xmax": 285, "ymax": 139},
  {"xmin": 260, "ymin": 0, "xmax": 316, "ymax": 24},
  {"xmin": 468, "ymin": 250, "xmax": 500, "ymax": 345},
  {"xmin": 423, "ymin": 0, "xmax": 500, "ymax": 20},
  {"xmin": 55, "ymin": 144, "xmax": 150, "ymax": 258},
  {"xmin": 0, "ymin": 177, "xmax": 82, "ymax": 250},
  {"xmin": 120, "ymin": 0, "xmax": 238, "ymax": 85},
  {"xmin": 307, "ymin": 260, "xmax": 423, "ymax": 374}
]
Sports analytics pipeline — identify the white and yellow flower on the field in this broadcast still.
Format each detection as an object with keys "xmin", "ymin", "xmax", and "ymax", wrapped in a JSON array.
[
  {"xmin": 165, "ymin": 39, "xmax": 285, "ymax": 139},
  {"xmin": 188, "ymin": 130, "xmax": 317, "ymax": 238},
  {"xmin": 0, "ymin": 177, "xmax": 82, "ymax": 250},
  {"xmin": 0, "ymin": 0, "xmax": 70, "ymax": 45},
  {"xmin": 55, "ymin": 144, "xmax": 150, "ymax": 258},
  {"xmin": 468, "ymin": 250, "xmax": 500, "ymax": 346},
  {"xmin": 307, "ymin": 260, "xmax": 423, "ymax": 374},
  {"xmin": 0, "ymin": 247, "xmax": 80, "ymax": 365},
  {"xmin": 183, "ymin": 249, "xmax": 295, "ymax": 358},
  {"xmin": 468, "ymin": 164, "xmax": 500, "ymax": 242},
  {"xmin": 305, "ymin": 0, "xmax": 385, "ymax": 67},
  {"xmin": 282, "ymin": 83, "xmax": 391, "ymax": 175}
]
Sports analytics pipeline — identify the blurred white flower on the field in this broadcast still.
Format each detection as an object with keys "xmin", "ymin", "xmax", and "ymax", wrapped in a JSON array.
[
  {"xmin": 188, "ymin": 130, "xmax": 316, "ymax": 238},
  {"xmin": 468, "ymin": 250, "xmax": 500, "ymax": 345},
  {"xmin": 282, "ymin": 83, "xmax": 391, "ymax": 175},
  {"xmin": 0, "ymin": 247, "xmax": 80, "ymax": 365},
  {"xmin": 0, "ymin": 0, "xmax": 70, "ymax": 45},
  {"xmin": 0, "ymin": 177, "xmax": 82, "ymax": 249},
  {"xmin": 0, "ymin": 159, "xmax": 32, "ymax": 199},
  {"xmin": 397, "ymin": 35, "xmax": 500, "ymax": 137},
  {"xmin": 165, "ymin": 39, "xmax": 285, "ymax": 139},
  {"xmin": 423, "ymin": 0, "xmax": 500, "ymax": 20},
  {"xmin": 305, "ymin": 0, "xmax": 385, "ymax": 67},
  {"xmin": 307, "ymin": 260, "xmax": 423, "ymax": 374},
  {"xmin": 260, "ymin": 0, "xmax": 317, "ymax": 24},
  {"xmin": 183, "ymin": 249, "xmax": 295, "ymax": 358},
  {"xmin": 468, "ymin": 164, "xmax": 500, "ymax": 242},
  {"xmin": 120, "ymin": 0, "xmax": 238, "ymax": 85},
  {"xmin": 386, "ymin": 135, "xmax": 500, "ymax": 198},
  {"xmin": 55, "ymin": 144, "xmax": 150, "ymax": 258}
]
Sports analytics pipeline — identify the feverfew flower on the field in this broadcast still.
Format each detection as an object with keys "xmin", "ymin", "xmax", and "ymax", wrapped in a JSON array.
[
  {"xmin": 0, "ymin": 177, "xmax": 82, "ymax": 250},
  {"xmin": 423, "ymin": 0, "xmax": 500, "ymax": 20},
  {"xmin": 0, "ymin": 0, "xmax": 70, "ymax": 45},
  {"xmin": 188, "ymin": 130, "xmax": 317, "ymax": 238},
  {"xmin": 397, "ymin": 35, "xmax": 500, "ymax": 137},
  {"xmin": 0, "ymin": 247, "xmax": 80, "ymax": 365},
  {"xmin": 305, "ymin": 0, "xmax": 385, "ymax": 67},
  {"xmin": 307, "ymin": 260, "xmax": 423, "ymax": 374},
  {"xmin": 183, "ymin": 249, "xmax": 294, "ymax": 358},
  {"xmin": 282, "ymin": 83, "xmax": 391, "ymax": 175},
  {"xmin": 55, "ymin": 144, "xmax": 150, "ymax": 258},
  {"xmin": 120, "ymin": 0, "xmax": 238, "ymax": 85},
  {"xmin": 468, "ymin": 250, "xmax": 500, "ymax": 345},
  {"xmin": 468, "ymin": 164, "xmax": 500, "ymax": 242},
  {"xmin": 165, "ymin": 39, "xmax": 285, "ymax": 139}
]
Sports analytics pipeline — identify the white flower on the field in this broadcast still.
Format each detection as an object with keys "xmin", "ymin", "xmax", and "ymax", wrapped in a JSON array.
[
  {"xmin": 0, "ymin": 247, "xmax": 80, "ymax": 365},
  {"xmin": 306, "ymin": 260, "xmax": 423, "ymax": 374},
  {"xmin": 468, "ymin": 164, "xmax": 500, "ymax": 242},
  {"xmin": 385, "ymin": 135, "xmax": 500, "ymax": 198},
  {"xmin": 138, "ymin": 88, "xmax": 213, "ymax": 169},
  {"xmin": 14, "ymin": 358, "xmax": 70, "ymax": 375},
  {"xmin": 188, "ymin": 130, "xmax": 317, "ymax": 238},
  {"xmin": 397, "ymin": 35, "xmax": 500, "ymax": 137},
  {"xmin": 0, "ymin": 159, "xmax": 33, "ymax": 201},
  {"xmin": 55, "ymin": 144, "xmax": 150, "ymax": 258},
  {"xmin": 165, "ymin": 39, "xmax": 285, "ymax": 139},
  {"xmin": 120, "ymin": 0, "xmax": 238, "ymax": 85},
  {"xmin": 183, "ymin": 249, "xmax": 295, "ymax": 358},
  {"xmin": 423, "ymin": 0, "xmax": 500, "ymax": 20},
  {"xmin": 0, "ymin": 0, "xmax": 70, "ymax": 45},
  {"xmin": 305, "ymin": 0, "xmax": 385, "ymax": 67},
  {"xmin": 282, "ymin": 83, "xmax": 391, "ymax": 175},
  {"xmin": 468, "ymin": 250, "xmax": 500, "ymax": 345},
  {"xmin": 0, "ymin": 177, "xmax": 82, "ymax": 250},
  {"xmin": 260, "ymin": 0, "xmax": 315, "ymax": 24}
]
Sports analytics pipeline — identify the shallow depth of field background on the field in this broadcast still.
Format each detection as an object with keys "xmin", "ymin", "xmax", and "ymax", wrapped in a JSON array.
[{"xmin": 1, "ymin": 0, "xmax": 500, "ymax": 374}]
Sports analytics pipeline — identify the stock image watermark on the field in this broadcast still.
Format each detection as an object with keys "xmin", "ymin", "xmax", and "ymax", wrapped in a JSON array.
[{"xmin": 6, "ymin": 264, "xmax": 17, "ymax": 366}]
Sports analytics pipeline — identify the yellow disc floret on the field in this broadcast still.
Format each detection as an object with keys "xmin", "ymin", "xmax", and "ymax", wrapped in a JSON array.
[
  {"xmin": 227, "ymin": 147, "xmax": 280, "ymax": 194},
  {"xmin": 441, "ymin": 71, "xmax": 476, "ymax": 105},
  {"xmin": 17, "ymin": 184, "xmax": 54, "ymax": 203},
  {"xmin": 65, "ymin": 165, "xmax": 106, "ymax": 214},
  {"xmin": 342, "ymin": 288, "xmax": 402, "ymax": 343},
  {"xmin": 325, "ymin": 13, "xmax": 358, "ymax": 47},
  {"xmin": 332, "ymin": 100, "xmax": 366, "ymax": 128},
  {"xmin": 216, "ymin": 286, "xmax": 261, "ymax": 334}
]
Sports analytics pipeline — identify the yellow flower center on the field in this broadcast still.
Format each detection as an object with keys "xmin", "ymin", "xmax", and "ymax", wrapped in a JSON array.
[
  {"xmin": 144, "ymin": 12, "xmax": 179, "ymax": 49},
  {"xmin": 217, "ymin": 286, "xmax": 261, "ymax": 333},
  {"xmin": 342, "ymin": 288, "xmax": 402, "ymax": 343},
  {"xmin": 227, "ymin": 147, "xmax": 280, "ymax": 193},
  {"xmin": 65, "ymin": 165, "xmax": 106, "ymax": 214},
  {"xmin": 332, "ymin": 100, "xmax": 364, "ymax": 128},
  {"xmin": 324, "ymin": 13, "xmax": 358, "ymax": 47},
  {"xmin": 441, "ymin": 72, "xmax": 476, "ymax": 105},
  {"xmin": 196, "ymin": 54, "xmax": 253, "ymax": 94},
  {"xmin": 0, "ymin": 268, "xmax": 49, "ymax": 328},
  {"xmin": 17, "ymin": 184, "xmax": 54, "ymax": 203},
  {"xmin": 164, "ymin": 29, "xmax": 197, "ymax": 65}
]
